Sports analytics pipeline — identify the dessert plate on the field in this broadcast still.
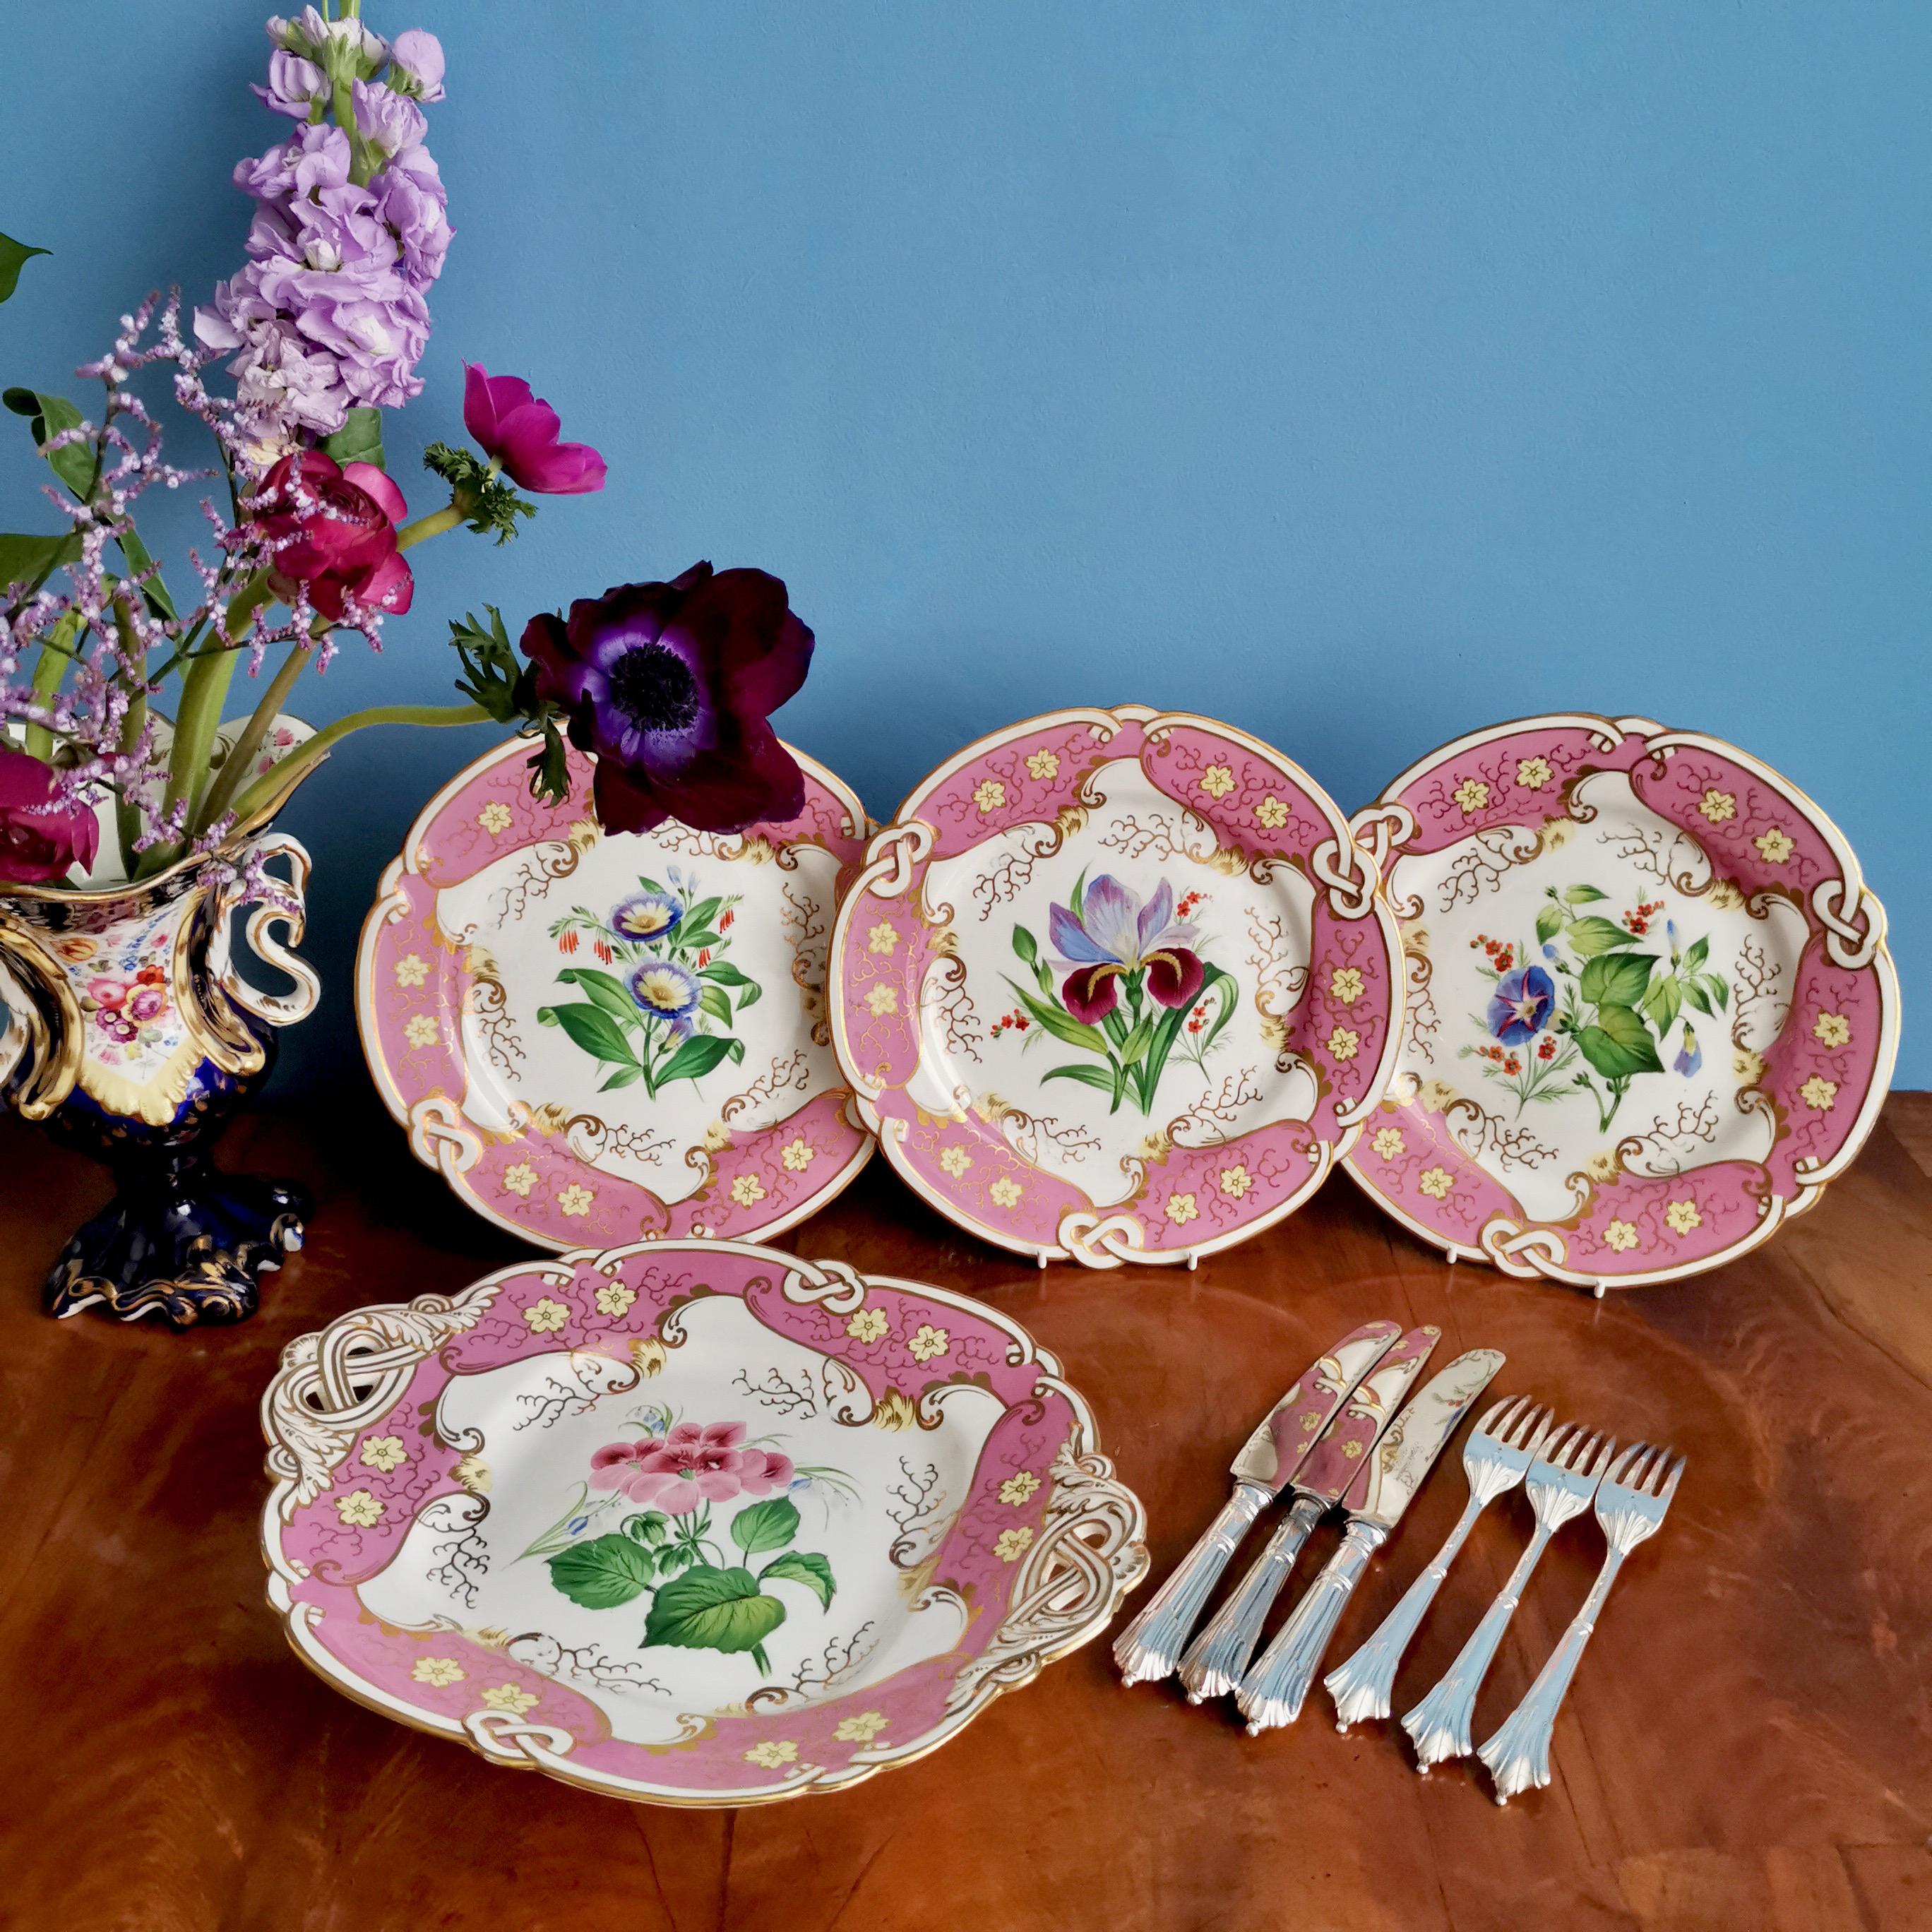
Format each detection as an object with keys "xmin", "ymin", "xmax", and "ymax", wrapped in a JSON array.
[
  {"xmin": 260, "ymin": 1240, "xmax": 1147, "ymax": 1806},
  {"xmin": 1344, "ymin": 713, "xmax": 1899, "ymax": 1292},
  {"xmin": 357, "ymin": 737, "xmax": 874, "ymax": 1249},
  {"xmin": 830, "ymin": 705, "xmax": 1402, "ymax": 1267}
]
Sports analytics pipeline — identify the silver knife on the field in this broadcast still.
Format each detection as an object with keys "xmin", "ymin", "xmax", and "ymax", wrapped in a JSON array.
[
  {"xmin": 1178, "ymin": 1324, "xmax": 1441, "ymax": 1702},
  {"xmin": 1234, "ymin": 1347, "xmax": 1505, "ymax": 1733},
  {"xmin": 1113, "ymin": 1319, "xmax": 1402, "ymax": 1686}
]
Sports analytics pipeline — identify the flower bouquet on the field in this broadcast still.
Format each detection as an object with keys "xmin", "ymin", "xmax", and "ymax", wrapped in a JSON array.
[{"xmin": 0, "ymin": 3, "xmax": 816, "ymax": 1326}]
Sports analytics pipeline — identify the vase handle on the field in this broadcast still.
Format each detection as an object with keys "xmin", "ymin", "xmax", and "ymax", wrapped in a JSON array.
[
  {"xmin": 0, "ymin": 913, "xmax": 83, "ymax": 1119},
  {"xmin": 212, "ymin": 833, "xmax": 321, "ymax": 1027}
]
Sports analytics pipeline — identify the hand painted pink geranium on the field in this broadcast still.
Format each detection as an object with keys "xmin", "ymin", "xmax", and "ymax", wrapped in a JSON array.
[{"xmin": 588, "ymin": 1421, "xmax": 794, "ymax": 1516}]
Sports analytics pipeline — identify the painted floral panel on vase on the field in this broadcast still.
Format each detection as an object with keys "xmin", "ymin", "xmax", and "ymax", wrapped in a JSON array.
[{"xmin": 357, "ymin": 738, "xmax": 874, "ymax": 1250}]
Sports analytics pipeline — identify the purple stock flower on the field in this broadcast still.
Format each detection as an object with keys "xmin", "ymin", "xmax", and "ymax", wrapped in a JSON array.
[
  {"xmin": 1047, "ymin": 876, "xmax": 1205, "ymax": 1024},
  {"xmin": 388, "ymin": 30, "xmax": 447, "ymax": 103},
  {"xmin": 1486, "ymin": 965, "xmax": 1556, "ymax": 1046},
  {"xmin": 252, "ymin": 50, "xmax": 326, "ymax": 119},
  {"xmin": 352, "ymin": 80, "xmax": 427, "ymax": 164}
]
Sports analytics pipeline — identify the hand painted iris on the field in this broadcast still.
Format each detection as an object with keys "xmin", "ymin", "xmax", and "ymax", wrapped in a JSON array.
[
  {"xmin": 1487, "ymin": 964, "xmax": 1556, "ymax": 1045},
  {"xmin": 1048, "ymin": 876, "xmax": 1205, "ymax": 1025},
  {"xmin": 1673, "ymin": 1022, "xmax": 1702, "ymax": 1077},
  {"xmin": 611, "ymin": 890, "xmax": 681, "ymax": 941},
  {"xmin": 628, "ymin": 958, "xmax": 702, "ymax": 1034}
]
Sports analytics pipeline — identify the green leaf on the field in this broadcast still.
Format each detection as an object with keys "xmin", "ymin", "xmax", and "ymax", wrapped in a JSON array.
[
  {"xmin": 734, "ymin": 982, "xmax": 762, "ymax": 1012},
  {"xmin": 1012, "ymin": 924, "xmax": 1039, "ymax": 969},
  {"xmin": 113, "ymin": 521, "xmax": 177, "ymax": 621},
  {"xmin": 1562, "ymin": 886, "xmax": 1609, "ymax": 905},
  {"xmin": 679, "ymin": 929, "xmax": 722, "ymax": 952},
  {"xmin": 4, "ymin": 388, "xmax": 94, "ymax": 500},
  {"xmin": 1003, "ymin": 979, "xmax": 1110, "ymax": 1055},
  {"xmin": 657, "ymin": 1031, "xmax": 741, "ymax": 1085},
  {"xmin": 625, "ymin": 1512, "xmax": 670, "ymax": 1546},
  {"xmin": 729, "ymin": 1496, "xmax": 800, "ymax": 1554},
  {"xmin": 1575, "ymin": 1005, "xmax": 1663, "ymax": 1081},
  {"xmin": 543, "ymin": 1000, "xmax": 637, "ymax": 1067},
  {"xmin": 1700, "ymin": 974, "xmax": 1729, "ymax": 1012},
  {"xmin": 698, "ymin": 982, "xmax": 733, "ymax": 1023},
  {"xmin": 699, "ymin": 960, "xmax": 755, "ymax": 988},
  {"xmin": 1685, "ymin": 978, "xmax": 1713, "ymax": 1017},
  {"xmin": 600, "ymin": 1065, "xmax": 645, "ymax": 1091},
  {"xmin": 762, "ymin": 1549, "xmax": 835, "ymax": 1611},
  {"xmin": 0, "ymin": 530, "xmax": 80, "ymax": 588},
  {"xmin": 1683, "ymin": 935, "xmax": 1709, "ymax": 974},
  {"xmin": 680, "ymin": 896, "xmax": 722, "ymax": 932},
  {"xmin": 1579, "ymin": 951, "xmax": 1654, "ymax": 1010},
  {"xmin": 1642, "ymin": 973, "xmax": 1683, "ymax": 1034},
  {"xmin": 1117, "ymin": 1014, "xmax": 1157, "ymax": 1067},
  {"xmin": 0, "ymin": 232, "xmax": 49, "ymax": 306},
  {"xmin": 547, "ymin": 1534, "xmax": 656, "ymax": 1609},
  {"xmin": 1140, "ymin": 964, "xmax": 1229, "ymax": 1101},
  {"xmin": 1535, "ymin": 904, "xmax": 1564, "ymax": 944},
  {"xmin": 1042, "ymin": 1062, "xmax": 1123, "ymax": 1096},
  {"xmin": 557, "ymin": 966, "xmax": 638, "ymax": 1021},
  {"xmin": 321, "ymin": 404, "xmax": 386, "ymax": 472},
  {"xmin": 642, "ymin": 1563, "xmax": 786, "ymax": 1656},
  {"xmin": 1565, "ymin": 916, "xmax": 1645, "ymax": 958}
]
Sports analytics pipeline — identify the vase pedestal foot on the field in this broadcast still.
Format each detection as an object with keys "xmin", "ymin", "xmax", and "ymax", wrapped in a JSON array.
[{"xmin": 44, "ymin": 1157, "xmax": 311, "ymax": 1329}]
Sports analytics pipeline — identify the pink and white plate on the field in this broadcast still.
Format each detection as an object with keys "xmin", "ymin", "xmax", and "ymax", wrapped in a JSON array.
[
  {"xmin": 1344, "ymin": 712, "xmax": 1900, "ymax": 1292},
  {"xmin": 357, "ymin": 737, "xmax": 875, "ymax": 1249},
  {"xmin": 260, "ymin": 1240, "xmax": 1147, "ymax": 1806},
  {"xmin": 830, "ymin": 705, "xmax": 1403, "ymax": 1268}
]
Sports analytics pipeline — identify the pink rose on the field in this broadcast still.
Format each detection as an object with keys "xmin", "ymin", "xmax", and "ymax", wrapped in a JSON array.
[{"xmin": 87, "ymin": 976, "xmax": 133, "ymax": 1010}]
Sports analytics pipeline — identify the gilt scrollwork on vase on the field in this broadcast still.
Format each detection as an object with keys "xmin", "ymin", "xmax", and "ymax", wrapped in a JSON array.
[
  {"xmin": 1342, "ymin": 714, "xmax": 1899, "ymax": 1292},
  {"xmin": 260, "ymin": 1239, "xmax": 1145, "ymax": 1806},
  {"xmin": 830, "ymin": 704, "xmax": 1405, "ymax": 1267},
  {"xmin": 357, "ymin": 735, "xmax": 876, "ymax": 1253}
]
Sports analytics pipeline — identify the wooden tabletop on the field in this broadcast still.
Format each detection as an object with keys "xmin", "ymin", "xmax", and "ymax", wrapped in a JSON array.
[{"xmin": 1, "ymin": 1090, "xmax": 1927, "ymax": 1932}]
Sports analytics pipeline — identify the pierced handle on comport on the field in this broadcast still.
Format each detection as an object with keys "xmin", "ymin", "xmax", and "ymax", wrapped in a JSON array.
[
  {"xmin": 1325, "ymin": 1491, "xmax": 1485, "ymax": 1730},
  {"xmin": 1236, "ymin": 1519, "xmax": 1385, "ymax": 1734},
  {"xmin": 1477, "ymin": 1548, "xmax": 1625, "ymax": 1802},
  {"xmin": 211, "ymin": 832, "xmax": 320, "ymax": 1027},
  {"xmin": 1176, "ymin": 1491, "xmax": 1327, "ymax": 1702},
  {"xmin": 1113, "ymin": 1481, "xmax": 1271, "ymax": 1686},
  {"xmin": 1401, "ymin": 1525, "xmax": 1551, "ymax": 1770}
]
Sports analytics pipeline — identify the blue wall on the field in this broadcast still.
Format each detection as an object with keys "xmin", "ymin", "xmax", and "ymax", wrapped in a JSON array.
[{"xmin": 5, "ymin": 1, "xmax": 1925, "ymax": 1090}]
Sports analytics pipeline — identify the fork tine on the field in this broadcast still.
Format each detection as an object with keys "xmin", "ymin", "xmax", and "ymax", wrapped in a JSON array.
[
  {"xmin": 1536, "ymin": 1421, "xmax": 1578, "ymax": 1467},
  {"xmin": 1522, "ymin": 1406, "xmax": 1556, "ymax": 1454},
  {"xmin": 1628, "ymin": 1445, "xmax": 1663, "ymax": 1492},
  {"xmin": 1654, "ymin": 1453, "xmax": 1686, "ymax": 1502},
  {"xmin": 1585, "ymin": 1433, "xmax": 1618, "ymax": 1479},
  {"xmin": 1507, "ymin": 1401, "xmax": 1545, "ymax": 1449},
  {"xmin": 1552, "ymin": 1425, "xmax": 1592, "ymax": 1470},
  {"xmin": 1606, "ymin": 1442, "xmax": 1647, "ymax": 1486},
  {"xmin": 1561, "ymin": 1429, "xmax": 1603, "ymax": 1474},
  {"xmin": 1474, "ymin": 1395, "xmax": 1515, "ymax": 1438}
]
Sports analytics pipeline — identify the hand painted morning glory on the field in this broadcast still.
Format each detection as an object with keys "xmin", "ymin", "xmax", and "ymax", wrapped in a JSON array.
[
  {"xmin": 1674, "ymin": 1022, "xmax": 1703, "ymax": 1077},
  {"xmin": 1487, "ymin": 964, "xmax": 1556, "ymax": 1046},
  {"xmin": 1049, "ymin": 876, "xmax": 1206, "ymax": 1023},
  {"xmin": 629, "ymin": 958, "xmax": 703, "ymax": 1035},
  {"xmin": 611, "ymin": 889, "xmax": 682, "ymax": 941},
  {"xmin": 520, "ymin": 564, "xmax": 813, "ymax": 836}
]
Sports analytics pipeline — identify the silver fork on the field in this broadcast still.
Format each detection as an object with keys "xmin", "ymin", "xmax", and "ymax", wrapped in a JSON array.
[
  {"xmin": 1400, "ymin": 1424, "xmax": 1615, "ymax": 1770},
  {"xmin": 1325, "ymin": 1397, "xmax": 1553, "ymax": 1730},
  {"xmin": 1479, "ymin": 1443, "xmax": 1685, "ymax": 1802}
]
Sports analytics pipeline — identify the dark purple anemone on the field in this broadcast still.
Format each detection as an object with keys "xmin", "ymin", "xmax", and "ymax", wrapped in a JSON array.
[{"xmin": 520, "ymin": 563, "xmax": 813, "ymax": 835}]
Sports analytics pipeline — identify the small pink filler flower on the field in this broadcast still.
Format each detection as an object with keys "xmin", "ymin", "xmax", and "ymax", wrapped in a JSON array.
[{"xmin": 588, "ymin": 1420, "xmax": 794, "ymax": 1517}]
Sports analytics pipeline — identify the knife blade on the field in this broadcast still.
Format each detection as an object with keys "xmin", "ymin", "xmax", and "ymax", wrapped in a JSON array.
[
  {"xmin": 1179, "ymin": 1324, "xmax": 1441, "ymax": 1701},
  {"xmin": 1235, "ymin": 1347, "xmax": 1505, "ymax": 1733},
  {"xmin": 1114, "ymin": 1318, "xmax": 1403, "ymax": 1686}
]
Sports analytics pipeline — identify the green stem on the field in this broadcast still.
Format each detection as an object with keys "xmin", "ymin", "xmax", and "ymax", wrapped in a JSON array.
[
  {"xmin": 194, "ymin": 639, "xmax": 313, "ymax": 835},
  {"xmin": 111, "ymin": 598, "xmax": 148, "ymax": 880},
  {"xmin": 396, "ymin": 501, "xmax": 463, "ymax": 551},
  {"xmin": 224, "ymin": 698, "xmax": 489, "ymax": 827},
  {"xmin": 23, "ymin": 611, "xmax": 80, "ymax": 761}
]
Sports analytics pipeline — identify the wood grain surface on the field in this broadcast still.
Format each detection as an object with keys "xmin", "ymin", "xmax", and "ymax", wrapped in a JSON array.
[{"xmin": 0, "ymin": 1091, "xmax": 1927, "ymax": 1932}]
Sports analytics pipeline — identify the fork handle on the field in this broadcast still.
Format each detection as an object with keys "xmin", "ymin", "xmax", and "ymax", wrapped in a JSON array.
[
  {"xmin": 1400, "ymin": 1522, "xmax": 1553, "ymax": 1769},
  {"xmin": 1176, "ymin": 1491, "xmax": 1326, "ymax": 1700},
  {"xmin": 1237, "ymin": 1519, "xmax": 1388, "ymax": 1733},
  {"xmin": 1477, "ymin": 1547, "xmax": 1627, "ymax": 1801},
  {"xmin": 1325, "ymin": 1491, "xmax": 1487, "ymax": 1729},
  {"xmin": 1114, "ymin": 1481, "xmax": 1272, "ymax": 1686}
]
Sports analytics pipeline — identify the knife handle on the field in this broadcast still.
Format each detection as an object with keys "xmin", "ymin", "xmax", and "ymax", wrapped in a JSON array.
[
  {"xmin": 1113, "ymin": 1480, "xmax": 1272, "ymax": 1686},
  {"xmin": 1477, "ymin": 1545, "xmax": 1627, "ymax": 1802},
  {"xmin": 1176, "ymin": 1491, "xmax": 1326, "ymax": 1702},
  {"xmin": 1325, "ymin": 1491, "xmax": 1487, "ymax": 1730},
  {"xmin": 1236, "ymin": 1519, "xmax": 1386, "ymax": 1734},
  {"xmin": 1401, "ymin": 1521, "xmax": 1554, "ymax": 1769}
]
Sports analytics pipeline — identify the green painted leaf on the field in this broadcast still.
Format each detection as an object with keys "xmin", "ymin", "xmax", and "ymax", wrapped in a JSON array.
[
  {"xmin": 1565, "ymin": 916, "xmax": 1645, "ymax": 958},
  {"xmin": 1535, "ymin": 904, "xmax": 1564, "ymax": 943},
  {"xmin": 1700, "ymin": 974, "xmax": 1729, "ymax": 1011},
  {"xmin": 1575, "ymin": 1004, "xmax": 1662, "ymax": 1081},
  {"xmin": 546, "ymin": 1000, "xmax": 637, "ymax": 1066},
  {"xmin": 0, "ymin": 530, "xmax": 80, "ymax": 588},
  {"xmin": 321, "ymin": 405, "xmax": 386, "ymax": 472},
  {"xmin": 642, "ymin": 1563, "xmax": 786, "ymax": 1656},
  {"xmin": 600, "ymin": 1065, "xmax": 644, "ymax": 1090},
  {"xmin": 4, "ymin": 388, "xmax": 94, "ymax": 499},
  {"xmin": 1003, "ymin": 979, "xmax": 1109, "ymax": 1054},
  {"xmin": 698, "ymin": 982, "xmax": 733, "ymax": 1023},
  {"xmin": 1042, "ymin": 1062, "xmax": 1121, "ymax": 1096},
  {"xmin": 1563, "ymin": 886, "xmax": 1609, "ymax": 905},
  {"xmin": 657, "ymin": 1031, "xmax": 739, "ymax": 1085},
  {"xmin": 699, "ymin": 961, "xmax": 755, "ymax": 988},
  {"xmin": 679, "ymin": 929, "xmax": 721, "ymax": 951},
  {"xmin": 1012, "ymin": 924, "xmax": 1039, "ymax": 969},
  {"xmin": 547, "ymin": 1533, "xmax": 656, "ymax": 1609},
  {"xmin": 729, "ymin": 1496, "xmax": 800, "ymax": 1554},
  {"xmin": 557, "ymin": 966, "xmax": 638, "ymax": 1020},
  {"xmin": 0, "ymin": 231, "xmax": 49, "ymax": 306},
  {"xmin": 680, "ymin": 896, "xmax": 722, "ymax": 931},
  {"xmin": 1642, "ymin": 973, "xmax": 1683, "ymax": 1033},
  {"xmin": 1117, "ymin": 1014, "xmax": 1157, "ymax": 1066},
  {"xmin": 624, "ymin": 1512, "xmax": 670, "ymax": 1546},
  {"xmin": 734, "ymin": 981, "xmax": 762, "ymax": 1012},
  {"xmin": 1685, "ymin": 978, "xmax": 1713, "ymax": 1017},
  {"xmin": 762, "ymin": 1549, "xmax": 835, "ymax": 1611},
  {"xmin": 1683, "ymin": 935, "xmax": 1708, "ymax": 973},
  {"xmin": 1579, "ymin": 950, "xmax": 1654, "ymax": 1010}
]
